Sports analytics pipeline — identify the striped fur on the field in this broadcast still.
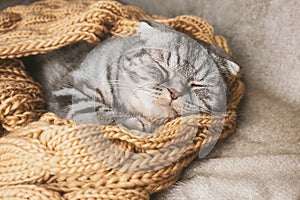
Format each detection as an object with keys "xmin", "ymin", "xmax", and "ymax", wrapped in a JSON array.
[{"xmin": 24, "ymin": 21, "xmax": 240, "ymax": 132}]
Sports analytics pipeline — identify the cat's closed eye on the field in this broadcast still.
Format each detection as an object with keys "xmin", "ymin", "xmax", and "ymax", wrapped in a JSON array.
[{"xmin": 190, "ymin": 82, "xmax": 207, "ymax": 89}]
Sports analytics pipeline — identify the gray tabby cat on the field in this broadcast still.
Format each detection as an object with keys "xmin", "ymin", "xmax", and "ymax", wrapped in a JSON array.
[{"xmin": 24, "ymin": 21, "xmax": 239, "ymax": 132}]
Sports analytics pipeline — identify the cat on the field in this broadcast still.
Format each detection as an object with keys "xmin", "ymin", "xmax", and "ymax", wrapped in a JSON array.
[{"xmin": 23, "ymin": 20, "xmax": 240, "ymax": 133}]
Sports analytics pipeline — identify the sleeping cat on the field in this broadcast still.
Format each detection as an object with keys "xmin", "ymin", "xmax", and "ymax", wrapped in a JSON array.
[{"xmin": 24, "ymin": 21, "xmax": 240, "ymax": 132}]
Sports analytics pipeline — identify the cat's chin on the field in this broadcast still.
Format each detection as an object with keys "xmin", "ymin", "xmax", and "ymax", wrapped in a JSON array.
[
  {"xmin": 170, "ymin": 101, "xmax": 187, "ymax": 116},
  {"xmin": 142, "ymin": 107, "xmax": 178, "ymax": 121}
]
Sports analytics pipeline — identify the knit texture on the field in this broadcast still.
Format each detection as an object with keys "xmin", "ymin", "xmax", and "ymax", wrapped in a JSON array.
[{"xmin": 0, "ymin": 0, "xmax": 244, "ymax": 199}]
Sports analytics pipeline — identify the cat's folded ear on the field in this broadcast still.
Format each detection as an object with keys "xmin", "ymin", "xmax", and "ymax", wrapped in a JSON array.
[
  {"xmin": 224, "ymin": 60, "xmax": 240, "ymax": 75},
  {"xmin": 139, "ymin": 20, "xmax": 173, "ymax": 30},
  {"xmin": 205, "ymin": 43, "xmax": 240, "ymax": 75}
]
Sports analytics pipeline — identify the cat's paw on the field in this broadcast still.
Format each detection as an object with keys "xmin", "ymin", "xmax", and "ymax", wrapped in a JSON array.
[{"xmin": 117, "ymin": 116, "xmax": 155, "ymax": 133}]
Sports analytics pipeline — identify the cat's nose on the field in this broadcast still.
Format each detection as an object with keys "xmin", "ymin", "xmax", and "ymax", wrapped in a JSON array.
[{"xmin": 167, "ymin": 88, "xmax": 178, "ymax": 100}]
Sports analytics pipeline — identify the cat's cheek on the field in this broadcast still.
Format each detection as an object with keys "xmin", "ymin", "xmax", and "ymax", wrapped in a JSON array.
[
  {"xmin": 127, "ymin": 96, "xmax": 152, "ymax": 118},
  {"xmin": 148, "ymin": 98, "xmax": 176, "ymax": 118},
  {"xmin": 117, "ymin": 117, "xmax": 153, "ymax": 133},
  {"xmin": 148, "ymin": 106, "xmax": 177, "ymax": 119},
  {"xmin": 130, "ymin": 97, "xmax": 175, "ymax": 119},
  {"xmin": 171, "ymin": 97, "xmax": 190, "ymax": 115},
  {"xmin": 170, "ymin": 101, "xmax": 182, "ymax": 115}
]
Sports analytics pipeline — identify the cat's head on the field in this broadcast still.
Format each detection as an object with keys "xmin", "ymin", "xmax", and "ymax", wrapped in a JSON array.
[{"xmin": 110, "ymin": 21, "xmax": 240, "ymax": 121}]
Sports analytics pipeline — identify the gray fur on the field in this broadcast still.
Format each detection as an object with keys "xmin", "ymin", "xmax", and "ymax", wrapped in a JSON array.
[{"xmin": 24, "ymin": 21, "xmax": 239, "ymax": 132}]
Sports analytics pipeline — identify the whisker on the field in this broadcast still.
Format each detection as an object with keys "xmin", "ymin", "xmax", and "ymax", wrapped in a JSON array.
[{"xmin": 134, "ymin": 87, "xmax": 162, "ymax": 97}]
